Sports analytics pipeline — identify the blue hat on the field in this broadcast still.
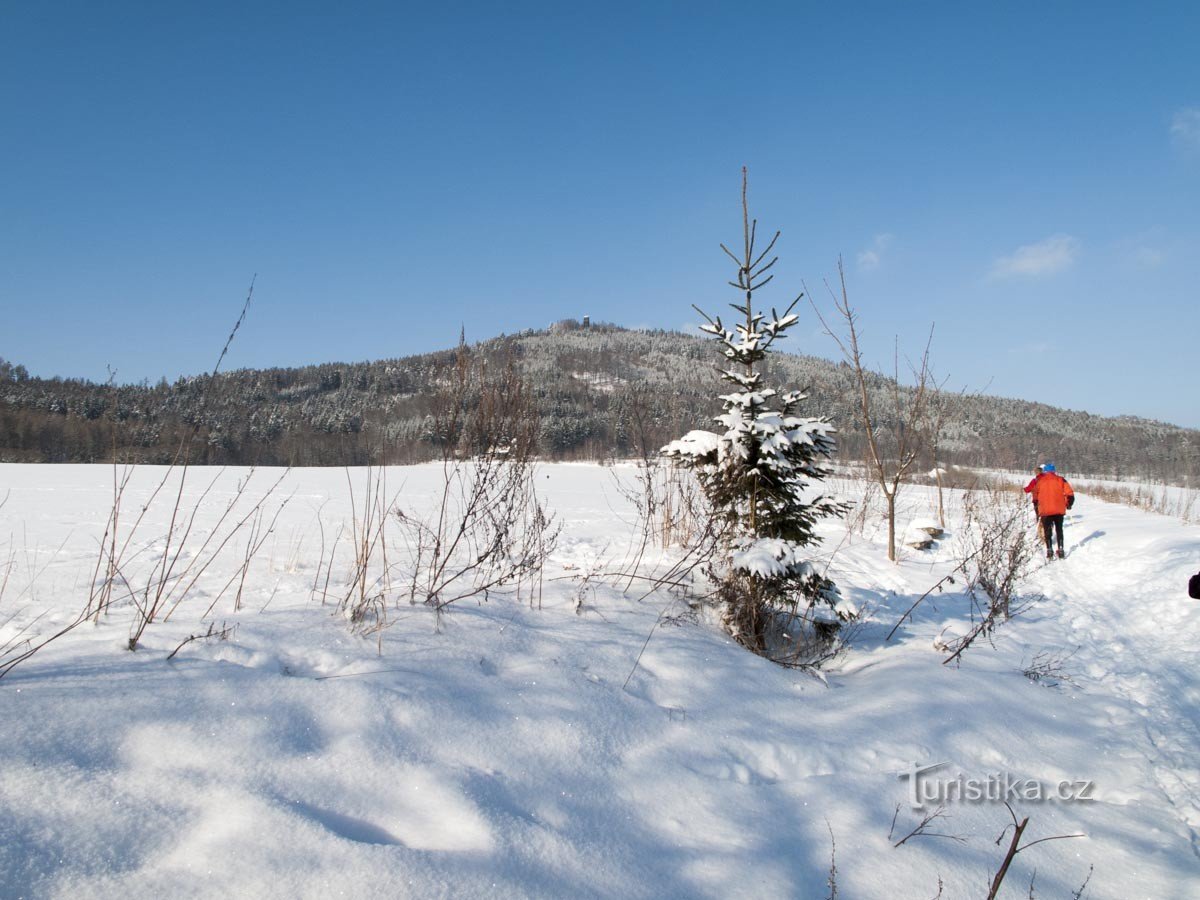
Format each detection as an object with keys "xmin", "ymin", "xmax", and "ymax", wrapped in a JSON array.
[{"xmin": 1043, "ymin": 462, "xmax": 1056, "ymax": 473}]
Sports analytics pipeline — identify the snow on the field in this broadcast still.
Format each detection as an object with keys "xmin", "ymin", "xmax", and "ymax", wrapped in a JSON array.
[
  {"xmin": 1, "ymin": 463, "xmax": 1198, "ymax": 898},
  {"xmin": 660, "ymin": 429, "xmax": 721, "ymax": 460},
  {"xmin": 906, "ymin": 518, "xmax": 943, "ymax": 536},
  {"xmin": 730, "ymin": 537, "xmax": 813, "ymax": 580}
]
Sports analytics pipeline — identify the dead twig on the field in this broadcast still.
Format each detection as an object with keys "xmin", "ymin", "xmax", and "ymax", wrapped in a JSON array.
[
  {"xmin": 166, "ymin": 621, "xmax": 237, "ymax": 661},
  {"xmin": 986, "ymin": 802, "xmax": 1086, "ymax": 900},
  {"xmin": 893, "ymin": 805, "xmax": 965, "ymax": 848}
]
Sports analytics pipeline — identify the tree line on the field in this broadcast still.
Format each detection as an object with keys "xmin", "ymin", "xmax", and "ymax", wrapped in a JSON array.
[{"xmin": 1, "ymin": 329, "xmax": 1196, "ymax": 485}]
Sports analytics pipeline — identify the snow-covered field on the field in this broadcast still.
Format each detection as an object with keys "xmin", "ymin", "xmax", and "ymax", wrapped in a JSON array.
[{"xmin": 1, "ymin": 463, "xmax": 1197, "ymax": 899}]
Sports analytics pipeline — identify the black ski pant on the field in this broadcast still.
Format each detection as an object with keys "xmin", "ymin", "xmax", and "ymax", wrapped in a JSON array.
[{"xmin": 1040, "ymin": 515, "xmax": 1064, "ymax": 553}]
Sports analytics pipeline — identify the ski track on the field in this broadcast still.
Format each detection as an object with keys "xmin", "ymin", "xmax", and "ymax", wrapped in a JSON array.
[{"xmin": 1035, "ymin": 503, "xmax": 1200, "ymax": 860}]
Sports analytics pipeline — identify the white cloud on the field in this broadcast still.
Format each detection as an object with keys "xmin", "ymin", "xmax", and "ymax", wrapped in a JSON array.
[
  {"xmin": 857, "ymin": 233, "xmax": 893, "ymax": 271},
  {"xmin": 1009, "ymin": 341, "xmax": 1051, "ymax": 355},
  {"xmin": 1133, "ymin": 245, "xmax": 1167, "ymax": 268},
  {"xmin": 1170, "ymin": 107, "xmax": 1200, "ymax": 151},
  {"xmin": 990, "ymin": 234, "xmax": 1080, "ymax": 278},
  {"xmin": 1112, "ymin": 229, "xmax": 1170, "ymax": 269}
]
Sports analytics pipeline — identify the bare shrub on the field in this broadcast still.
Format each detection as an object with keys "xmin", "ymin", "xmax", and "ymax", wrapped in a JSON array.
[
  {"xmin": 340, "ymin": 463, "xmax": 396, "ymax": 615},
  {"xmin": 1083, "ymin": 480, "xmax": 1197, "ymax": 523},
  {"xmin": 608, "ymin": 459, "xmax": 707, "ymax": 588},
  {"xmin": 110, "ymin": 282, "xmax": 291, "ymax": 649},
  {"xmin": 2, "ymin": 283, "xmax": 278, "ymax": 677},
  {"xmin": 1021, "ymin": 647, "xmax": 1080, "ymax": 688},
  {"xmin": 393, "ymin": 343, "xmax": 558, "ymax": 621},
  {"xmin": 962, "ymin": 486, "xmax": 1038, "ymax": 618},
  {"xmin": 940, "ymin": 486, "xmax": 1040, "ymax": 665},
  {"xmin": 613, "ymin": 389, "xmax": 708, "ymax": 557}
]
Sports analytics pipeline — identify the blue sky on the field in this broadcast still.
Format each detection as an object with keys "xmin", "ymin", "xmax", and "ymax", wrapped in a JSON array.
[{"xmin": 3, "ymin": 2, "xmax": 1198, "ymax": 427}]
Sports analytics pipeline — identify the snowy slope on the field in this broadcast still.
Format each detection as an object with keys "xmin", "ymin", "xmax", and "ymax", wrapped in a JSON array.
[{"xmin": 0, "ymin": 464, "xmax": 1197, "ymax": 899}]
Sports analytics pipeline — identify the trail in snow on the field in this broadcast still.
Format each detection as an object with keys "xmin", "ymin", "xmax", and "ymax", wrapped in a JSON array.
[{"xmin": 1033, "ymin": 503, "xmax": 1200, "ymax": 859}]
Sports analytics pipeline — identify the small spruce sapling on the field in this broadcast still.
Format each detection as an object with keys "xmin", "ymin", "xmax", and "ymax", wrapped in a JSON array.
[{"xmin": 662, "ymin": 170, "xmax": 850, "ymax": 657}]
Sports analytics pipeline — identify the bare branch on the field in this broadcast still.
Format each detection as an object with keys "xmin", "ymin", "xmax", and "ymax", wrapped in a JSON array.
[
  {"xmin": 893, "ymin": 805, "xmax": 966, "ymax": 848},
  {"xmin": 986, "ymin": 804, "xmax": 1087, "ymax": 900}
]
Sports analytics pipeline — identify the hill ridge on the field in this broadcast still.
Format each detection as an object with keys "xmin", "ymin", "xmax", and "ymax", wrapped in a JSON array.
[{"xmin": 2, "ymin": 323, "xmax": 1197, "ymax": 483}]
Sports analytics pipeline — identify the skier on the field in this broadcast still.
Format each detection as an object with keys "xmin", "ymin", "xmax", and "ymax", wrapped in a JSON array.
[
  {"xmin": 1023, "ymin": 464, "xmax": 1047, "ymax": 544},
  {"xmin": 1022, "ymin": 464, "xmax": 1044, "ymax": 513},
  {"xmin": 1032, "ymin": 463, "xmax": 1075, "ymax": 560}
]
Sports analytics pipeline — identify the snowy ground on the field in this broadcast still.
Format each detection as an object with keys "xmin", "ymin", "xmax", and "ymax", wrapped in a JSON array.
[{"xmin": 1, "ymin": 463, "xmax": 1197, "ymax": 899}]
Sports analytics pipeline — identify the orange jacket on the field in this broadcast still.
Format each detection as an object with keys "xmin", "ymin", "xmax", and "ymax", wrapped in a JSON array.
[{"xmin": 1032, "ymin": 472, "xmax": 1074, "ymax": 517}]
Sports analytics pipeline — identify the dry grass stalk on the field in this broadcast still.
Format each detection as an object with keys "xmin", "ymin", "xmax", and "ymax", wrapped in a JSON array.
[{"xmin": 2, "ymin": 281, "xmax": 261, "ymax": 676}]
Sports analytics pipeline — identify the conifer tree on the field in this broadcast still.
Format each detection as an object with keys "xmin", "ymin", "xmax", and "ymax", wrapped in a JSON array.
[{"xmin": 663, "ymin": 170, "xmax": 851, "ymax": 656}]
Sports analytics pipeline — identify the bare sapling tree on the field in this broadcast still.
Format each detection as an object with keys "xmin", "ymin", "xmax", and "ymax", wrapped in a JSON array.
[
  {"xmin": 662, "ymin": 169, "xmax": 850, "ymax": 662},
  {"xmin": 393, "ymin": 340, "xmax": 559, "ymax": 622},
  {"xmin": 921, "ymin": 370, "xmax": 989, "ymax": 529},
  {"xmin": 939, "ymin": 485, "xmax": 1040, "ymax": 665},
  {"xmin": 810, "ymin": 260, "xmax": 935, "ymax": 561},
  {"xmin": 920, "ymin": 371, "xmax": 957, "ymax": 530}
]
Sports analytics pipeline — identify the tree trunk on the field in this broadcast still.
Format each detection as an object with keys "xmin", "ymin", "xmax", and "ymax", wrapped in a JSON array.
[
  {"xmin": 886, "ymin": 490, "xmax": 897, "ymax": 562},
  {"xmin": 935, "ymin": 467, "xmax": 945, "ymax": 529}
]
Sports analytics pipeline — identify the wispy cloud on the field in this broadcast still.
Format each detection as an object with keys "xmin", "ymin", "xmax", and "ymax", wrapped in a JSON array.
[
  {"xmin": 990, "ymin": 234, "xmax": 1080, "ymax": 278},
  {"xmin": 1113, "ymin": 229, "xmax": 1170, "ymax": 269},
  {"xmin": 1170, "ymin": 107, "xmax": 1200, "ymax": 151},
  {"xmin": 1010, "ymin": 341, "xmax": 1051, "ymax": 355},
  {"xmin": 857, "ymin": 233, "xmax": 893, "ymax": 271},
  {"xmin": 1132, "ymin": 245, "xmax": 1167, "ymax": 268}
]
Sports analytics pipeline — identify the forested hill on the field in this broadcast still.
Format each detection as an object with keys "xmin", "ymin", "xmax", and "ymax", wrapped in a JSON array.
[{"xmin": 2, "ymin": 322, "xmax": 1196, "ymax": 484}]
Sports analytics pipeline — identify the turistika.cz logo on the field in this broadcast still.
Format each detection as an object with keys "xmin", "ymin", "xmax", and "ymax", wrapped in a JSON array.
[{"xmin": 899, "ymin": 762, "xmax": 1096, "ymax": 809}]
